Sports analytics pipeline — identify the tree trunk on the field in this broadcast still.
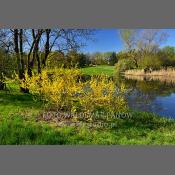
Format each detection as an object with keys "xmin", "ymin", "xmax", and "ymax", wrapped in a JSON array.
[
  {"xmin": 14, "ymin": 29, "xmax": 21, "ymax": 74},
  {"xmin": 19, "ymin": 29, "xmax": 29, "ymax": 93},
  {"xmin": 42, "ymin": 29, "xmax": 51, "ymax": 67},
  {"xmin": 27, "ymin": 29, "xmax": 43, "ymax": 76},
  {"xmin": 33, "ymin": 29, "xmax": 43, "ymax": 74},
  {"xmin": 19, "ymin": 29, "xmax": 25, "ymax": 79},
  {"xmin": 0, "ymin": 81, "xmax": 5, "ymax": 90}
]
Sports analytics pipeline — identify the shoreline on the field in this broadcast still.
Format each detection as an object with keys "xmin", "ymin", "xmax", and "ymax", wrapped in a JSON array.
[{"xmin": 124, "ymin": 69, "xmax": 175, "ymax": 77}]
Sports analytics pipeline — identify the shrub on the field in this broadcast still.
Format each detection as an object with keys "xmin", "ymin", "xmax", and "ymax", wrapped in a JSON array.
[
  {"xmin": 109, "ymin": 52, "xmax": 118, "ymax": 66},
  {"xmin": 20, "ymin": 68, "xmax": 127, "ymax": 116},
  {"xmin": 47, "ymin": 51, "xmax": 65, "ymax": 68},
  {"xmin": 138, "ymin": 54, "xmax": 164, "ymax": 70},
  {"xmin": 161, "ymin": 47, "xmax": 175, "ymax": 67},
  {"xmin": 0, "ymin": 52, "xmax": 17, "ymax": 79},
  {"xmin": 115, "ymin": 59, "xmax": 136, "ymax": 74},
  {"xmin": 78, "ymin": 75, "xmax": 127, "ymax": 113}
]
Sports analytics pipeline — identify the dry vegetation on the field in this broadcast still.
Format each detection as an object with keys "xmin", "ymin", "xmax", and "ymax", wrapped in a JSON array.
[{"xmin": 125, "ymin": 68, "xmax": 175, "ymax": 77}]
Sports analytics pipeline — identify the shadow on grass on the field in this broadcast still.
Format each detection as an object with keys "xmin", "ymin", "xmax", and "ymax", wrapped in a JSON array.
[
  {"xmin": 0, "ymin": 91, "xmax": 42, "ymax": 107},
  {"xmin": 0, "ymin": 90, "xmax": 43, "ymax": 116}
]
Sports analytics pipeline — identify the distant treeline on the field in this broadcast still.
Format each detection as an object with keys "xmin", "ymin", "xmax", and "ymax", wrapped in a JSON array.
[
  {"xmin": 115, "ymin": 46, "xmax": 175, "ymax": 74},
  {"xmin": 1, "ymin": 46, "xmax": 175, "ymax": 78},
  {"xmin": 115, "ymin": 29, "xmax": 175, "ymax": 74},
  {"xmin": 0, "ymin": 50, "xmax": 118, "ymax": 78},
  {"xmin": 47, "ymin": 51, "xmax": 118, "ymax": 68}
]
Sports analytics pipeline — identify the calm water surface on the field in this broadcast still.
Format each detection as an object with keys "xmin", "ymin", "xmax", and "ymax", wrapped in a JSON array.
[{"xmin": 117, "ymin": 75, "xmax": 175, "ymax": 118}]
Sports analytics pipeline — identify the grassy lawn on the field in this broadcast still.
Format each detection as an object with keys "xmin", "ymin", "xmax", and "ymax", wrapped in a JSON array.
[
  {"xmin": 1, "ymin": 84, "xmax": 175, "ymax": 144},
  {"xmin": 1, "ymin": 67, "xmax": 175, "ymax": 145},
  {"xmin": 81, "ymin": 65, "xmax": 115, "ymax": 76}
]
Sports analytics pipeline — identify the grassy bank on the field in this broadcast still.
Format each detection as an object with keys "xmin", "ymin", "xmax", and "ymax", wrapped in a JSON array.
[{"xmin": 1, "ymin": 85, "xmax": 175, "ymax": 144}]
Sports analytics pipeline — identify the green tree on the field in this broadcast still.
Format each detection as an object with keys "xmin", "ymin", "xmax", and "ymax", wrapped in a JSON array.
[
  {"xmin": 138, "ymin": 54, "xmax": 164, "ymax": 70},
  {"xmin": 115, "ymin": 58, "xmax": 136, "ymax": 74},
  {"xmin": 109, "ymin": 52, "xmax": 118, "ymax": 65},
  {"xmin": 79, "ymin": 53, "xmax": 89, "ymax": 68},
  {"xmin": 161, "ymin": 46, "xmax": 175, "ymax": 67}
]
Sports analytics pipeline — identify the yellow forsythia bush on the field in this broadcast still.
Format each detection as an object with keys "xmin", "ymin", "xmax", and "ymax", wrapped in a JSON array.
[
  {"xmin": 78, "ymin": 75, "xmax": 127, "ymax": 113},
  {"xmin": 20, "ymin": 68, "xmax": 127, "ymax": 113}
]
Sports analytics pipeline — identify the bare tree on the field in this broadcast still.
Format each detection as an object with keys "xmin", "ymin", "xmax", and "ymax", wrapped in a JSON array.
[
  {"xmin": 119, "ymin": 29, "xmax": 168, "ymax": 67},
  {"xmin": 13, "ymin": 29, "xmax": 22, "ymax": 77},
  {"xmin": 27, "ymin": 29, "xmax": 44, "ymax": 76},
  {"xmin": 120, "ymin": 29, "xmax": 139, "ymax": 67},
  {"xmin": 137, "ymin": 29, "xmax": 168, "ymax": 54},
  {"xmin": 41, "ymin": 29, "xmax": 94, "ymax": 67},
  {"xmin": 0, "ymin": 28, "xmax": 95, "ymax": 86},
  {"xmin": 120, "ymin": 29, "xmax": 137, "ymax": 50}
]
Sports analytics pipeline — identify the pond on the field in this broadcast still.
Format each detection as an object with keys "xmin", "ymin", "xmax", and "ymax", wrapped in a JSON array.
[{"xmin": 116, "ymin": 75, "xmax": 175, "ymax": 118}]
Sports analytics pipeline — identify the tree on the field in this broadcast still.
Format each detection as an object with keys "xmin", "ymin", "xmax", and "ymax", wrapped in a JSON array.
[
  {"xmin": 120, "ymin": 29, "xmax": 137, "ymax": 50},
  {"xmin": 0, "ymin": 29, "xmax": 95, "ymax": 92},
  {"xmin": 161, "ymin": 46, "xmax": 175, "ymax": 66},
  {"xmin": 40, "ymin": 29, "xmax": 94, "ymax": 68},
  {"xmin": 47, "ymin": 51, "xmax": 65, "ymax": 68},
  {"xmin": 162, "ymin": 46, "xmax": 175, "ymax": 57},
  {"xmin": 137, "ymin": 29, "xmax": 168, "ymax": 54},
  {"xmin": 79, "ymin": 53, "xmax": 89, "ymax": 67},
  {"xmin": 66, "ymin": 50, "xmax": 81, "ymax": 68},
  {"xmin": 119, "ymin": 29, "xmax": 168, "ymax": 68},
  {"xmin": 109, "ymin": 52, "xmax": 118, "ymax": 65},
  {"xmin": 138, "ymin": 53, "xmax": 164, "ymax": 70},
  {"xmin": 119, "ymin": 29, "xmax": 140, "ymax": 67},
  {"xmin": 89, "ymin": 52, "xmax": 108, "ymax": 65},
  {"xmin": 0, "ymin": 49, "xmax": 17, "ymax": 90},
  {"xmin": 0, "ymin": 29, "xmax": 94, "ymax": 72},
  {"xmin": 115, "ymin": 58, "xmax": 136, "ymax": 74}
]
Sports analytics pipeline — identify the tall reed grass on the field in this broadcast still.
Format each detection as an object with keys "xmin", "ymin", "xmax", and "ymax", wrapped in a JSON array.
[{"xmin": 125, "ymin": 68, "xmax": 175, "ymax": 77}]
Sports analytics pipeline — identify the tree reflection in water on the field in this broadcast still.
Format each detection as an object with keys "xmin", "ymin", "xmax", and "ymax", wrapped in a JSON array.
[{"xmin": 115, "ymin": 75, "xmax": 175, "ymax": 118}]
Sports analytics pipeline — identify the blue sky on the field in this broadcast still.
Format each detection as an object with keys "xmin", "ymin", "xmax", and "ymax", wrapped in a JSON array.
[{"xmin": 81, "ymin": 29, "xmax": 175, "ymax": 53}]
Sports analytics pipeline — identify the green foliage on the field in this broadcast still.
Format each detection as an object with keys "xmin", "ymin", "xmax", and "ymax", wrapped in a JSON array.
[
  {"xmin": 115, "ymin": 58, "xmax": 136, "ymax": 74},
  {"xmin": 90, "ymin": 52, "xmax": 108, "ymax": 65},
  {"xmin": 138, "ymin": 54, "xmax": 164, "ymax": 69},
  {"xmin": 47, "ymin": 51, "xmax": 65, "ymax": 68},
  {"xmin": 47, "ymin": 51, "xmax": 90, "ymax": 68},
  {"xmin": 0, "ymin": 50, "xmax": 17, "ymax": 80},
  {"xmin": 66, "ymin": 50, "xmax": 82, "ymax": 68},
  {"xmin": 89, "ymin": 52, "xmax": 117, "ymax": 65},
  {"xmin": 116, "ymin": 51, "xmax": 130, "ymax": 60},
  {"xmin": 116, "ymin": 46, "xmax": 175, "ymax": 72},
  {"xmin": 109, "ymin": 52, "xmax": 118, "ymax": 65},
  {"xmin": 161, "ymin": 46, "xmax": 175, "ymax": 66},
  {"xmin": 79, "ymin": 53, "xmax": 89, "ymax": 67}
]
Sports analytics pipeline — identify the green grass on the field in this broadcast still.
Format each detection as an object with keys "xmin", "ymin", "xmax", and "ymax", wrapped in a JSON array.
[
  {"xmin": 0, "ymin": 109, "xmax": 175, "ymax": 144},
  {"xmin": 0, "ymin": 82, "xmax": 42, "ymax": 117},
  {"xmin": 81, "ymin": 65, "xmax": 115, "ymax": 76},
  {"xmin": 1, "ymin": 85, "xmax": 175, "ymax": 144}
]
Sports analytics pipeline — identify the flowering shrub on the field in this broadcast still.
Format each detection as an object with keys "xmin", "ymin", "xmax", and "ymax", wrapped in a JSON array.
[
  {"xmin": 78, "ymin": 75, "xmax": 127, "ymax": 113},
  {"xmin": 20, "ymin": 68, "xmax": 127, "ymax": 115}
]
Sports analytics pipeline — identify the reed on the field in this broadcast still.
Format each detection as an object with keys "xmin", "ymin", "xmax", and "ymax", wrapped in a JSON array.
[
  {"xmin": 125, "ymin": 68, "xmax": 175, "ymax": 77},
  {"xmin": 124, "ymin": 74, "xmax": 175, "ymax": 84}
]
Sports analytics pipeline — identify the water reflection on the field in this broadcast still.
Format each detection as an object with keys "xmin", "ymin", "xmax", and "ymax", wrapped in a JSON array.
[{"xmin": 115, "ymin": 75, "xmax": 175, "ymax": 118}]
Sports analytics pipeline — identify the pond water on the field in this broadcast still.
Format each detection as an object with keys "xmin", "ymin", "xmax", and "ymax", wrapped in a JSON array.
[{"xmin": 117, "ymin": 75, "xmax": 175, "ymax": 118}]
